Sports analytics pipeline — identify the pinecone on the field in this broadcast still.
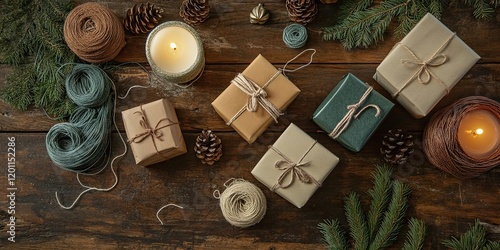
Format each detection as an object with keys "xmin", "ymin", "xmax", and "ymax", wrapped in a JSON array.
[
  {"xmin": 194, "ymin": 130, "xmax": 222, "ymax": 165},
  {"xmin": 123, "ymin": 3, "xmax": 164, "ymax": 34},
  {"xmin": 380, "ymin": 129, "xmax": 415, "ymax": 165},
  {"xmin": 285, "ymin": 0, "xmax": 318, "ymax": 25},
  {"xmin": 179, "ymin": 0, "xmax": 210, "ymax": 25},
  {"xmin": 319, "ymin": 0, "xmax": 338, "ymax": 4}
]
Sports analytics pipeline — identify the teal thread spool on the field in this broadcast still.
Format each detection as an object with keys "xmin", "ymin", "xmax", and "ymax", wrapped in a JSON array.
[
  {"xmin": 283, "ymin": 24, "xmax": 308, "ymax": 49},
  {"xmin": 46, "ymin": 64, "xmax": 113, "ymax": 173}
]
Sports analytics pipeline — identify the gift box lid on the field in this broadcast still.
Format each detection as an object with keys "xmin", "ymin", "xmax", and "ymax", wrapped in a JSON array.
[
  {"xmin": 374, "ymin": 13, "xmax": 480, "ymax": 118},
  {"xmin": 312, "ymin": 73, "xmax": 394, "ymax": 152},
  {"xmin": 211, "ymin": 54, "xmax": 300, "ymax": 144},
  {"xmin": 251, "ymin": 123, "xmax": 339, "ymax": 208}
]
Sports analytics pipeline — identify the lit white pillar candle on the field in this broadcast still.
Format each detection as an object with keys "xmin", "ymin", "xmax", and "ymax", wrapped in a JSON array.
[
  {"xmin": 146, "ymin": 21, "xmax": 205, "ymax": 84},
  {"xmin": 457, "ymin": 109, "xmax": 500, "ymax": 159}
]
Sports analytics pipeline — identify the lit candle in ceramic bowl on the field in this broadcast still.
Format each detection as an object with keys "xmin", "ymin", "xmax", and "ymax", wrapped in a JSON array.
[
  {"xmin": 146, "ymin": 21, "xmax": 205, "ymax": 84},
  {"xmin": 457, "ymin": 109, "xmax": 500, "ymax": 159}
]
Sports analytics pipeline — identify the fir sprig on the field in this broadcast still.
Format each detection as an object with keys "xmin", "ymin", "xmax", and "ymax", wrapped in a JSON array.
[
  {"xmin": 318, "ymin": 219, "xmax": 349, "ymax": 250},
  {"xmin": 0, "ymin": 0, "xmax": 76, "ymax": 117},
  {"xmin": 366, "ymin": 165, "xmax": 393, "ymax": 241},
  {"xmin": 402, "ymin": 218, "xmax": 427, "ymax": 250},
  {"xmin": 442, "ymin": 219, "xmax": 499, "ymax": 250},
  {"xmin": 345, "ymin": 192, "xmax": 370, "ymax": 250}
]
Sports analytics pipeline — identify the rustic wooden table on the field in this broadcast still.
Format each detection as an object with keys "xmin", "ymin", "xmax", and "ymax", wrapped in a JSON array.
[{"xmin": 1, "ymin": 0, "xmax": 499, "ymax": 249}]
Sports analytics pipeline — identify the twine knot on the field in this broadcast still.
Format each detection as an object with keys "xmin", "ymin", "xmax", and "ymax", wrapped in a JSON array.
[{"xmin": 329, "ymin": 86, "xmax": 381, "ymax": 139}]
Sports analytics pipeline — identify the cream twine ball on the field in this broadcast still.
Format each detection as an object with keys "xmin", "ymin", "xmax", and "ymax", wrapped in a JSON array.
[
  {"xmin": 64, "ymin": 2, "xmax": 126, "ymax": 63},
  {"xmin": 214, "ymin": 179, "xmax": 267, "ymax": 228}
]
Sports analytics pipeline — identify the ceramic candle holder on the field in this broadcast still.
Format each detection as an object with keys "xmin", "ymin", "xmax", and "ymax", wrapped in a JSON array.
[{"xmin": 146, "ymin": 21, "xmax": 205, "ymax": 84}]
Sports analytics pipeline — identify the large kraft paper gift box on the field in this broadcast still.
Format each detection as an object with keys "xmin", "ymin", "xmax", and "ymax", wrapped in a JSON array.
[
  {"xmin": 122, "ymin": 99, "xmax": 187, "ymax": 166},
  {"xmin": 251, "ymin": 123, "xmax": 339, "ymax": 208},
  {"xmin": 211, "ymin": 54, "xmax": 300, "ymax": 144},
  {"xmin": 373, "ymin": 13, "xmax": 480, "ymax": 119},
  {"xmin": 312, "ymin": 73, "xmax": 394, "ymax": 152}
]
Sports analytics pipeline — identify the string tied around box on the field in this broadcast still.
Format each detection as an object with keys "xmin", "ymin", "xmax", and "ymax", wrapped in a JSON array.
[
  {"xmin": 393, "ymin": 32, "xmax": 456, "ymax": 98},
  {"xmin": 423, "ymin": 96, "xmax": 500, "ymax": 179},
  {"xmin": 329, "ymin": 86, "xmax": 381, "ymax": 139},
  {"xmin": 268, "ymin": 140, "xmax": 320, "ymax": 191},
  {"xmin": 213, "ymin": 178, "xmax": 267, "ymax": 228},
  {"xmin": 227, "ymin": 49, "xmax": 316, "ymax": 125},
  {"xmin": 46, "ymin": 64, "xmax": 128, "ymax": 209}
]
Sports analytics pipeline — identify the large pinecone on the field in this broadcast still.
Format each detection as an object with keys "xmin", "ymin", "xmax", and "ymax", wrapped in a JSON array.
[
  {"xmin": 285, "ymin": 0, "xmax": 318, "ymax": 25},
  {"xmin": 179, "ymin": 0, "xmax": 210, "ymax": 25},
  {"xmin": 194, "ymin": 130, "xmax": 222, "ymax": 165},
  {"xmin": 123, "ymin": 3, "xmax": 164, "ymax": 34},
  {"xmin": 380, "ymin": 129, "xmax": 415, "ymax": 165}
]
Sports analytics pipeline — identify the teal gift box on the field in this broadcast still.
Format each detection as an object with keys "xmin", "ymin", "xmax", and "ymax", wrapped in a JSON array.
[{"xmin": 312, "ymin": 73, "xmax": 394, "ymax": 152}]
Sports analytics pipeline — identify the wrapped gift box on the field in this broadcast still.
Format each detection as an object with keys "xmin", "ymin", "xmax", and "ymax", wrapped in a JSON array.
[
  {"xmin": 312, "ymin": 73, "xmax": 394, "ymax": 152},
  {"xmin": 211, "ymin": 54, "xmax": 300, "ymax": 144},
  {"xmin": 373, "ymin": 13, "xmax": 480, "ymax": 118},
  {"xmin": 251, "ymin": 123, "xmax": 339, "ymax": 208},
  {"xmin": 122, "ymin": 99, "xmax": 187, "ymax": 166}
]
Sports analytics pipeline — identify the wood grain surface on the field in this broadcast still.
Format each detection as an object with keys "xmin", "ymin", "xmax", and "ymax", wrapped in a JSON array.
[{"xmin": 0, "ymin": 0, "xmax": 499, "ymax": 249}]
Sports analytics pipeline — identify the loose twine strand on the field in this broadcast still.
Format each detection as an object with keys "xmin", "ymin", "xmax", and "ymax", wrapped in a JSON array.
[
  {"xmin": 156, "ymin": 204, "xmax": 184, "ymax": 225},
  {"xmin": 213, "ymin": 178, "xmax": 267, "ymax": 228},
  {"xmin": 423, "ymin": 96, "xmax": 500, "ymax": 179},
  {"xmin": 64, "ymin": 2, "xmax": 125, "ymax": 63},
  {"xmin": 46, "ymin": 64, "xmax": 128, "ymax": 209}
]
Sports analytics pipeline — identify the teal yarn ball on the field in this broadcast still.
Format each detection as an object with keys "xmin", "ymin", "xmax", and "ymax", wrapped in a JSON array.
[
  {"xmin": 283, "ymin": 24, "xmax": 308, "ymax": 49},
  {"xmin": 46, "ymin": 64, "xmax": 113, "ymax": 173}
]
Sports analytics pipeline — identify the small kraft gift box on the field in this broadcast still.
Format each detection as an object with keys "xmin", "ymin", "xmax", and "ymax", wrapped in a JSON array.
[
  {"xmin": 211, "ymin": 54, "xmax": 300, "ymax": 144},
  {"xmin": 122, "ymin": 99, "xmax": 187, "ymax": 166},
  {"xmin": 251, "ymin": 123, "xmax": 339, "ymax": 208},
  {"xmin": 312, "ymin": 73, "xmax": 394, "ymax": 152},
  {"xmin": 373, "ymin": 13, "xmax": 480, "ymax": 119}
]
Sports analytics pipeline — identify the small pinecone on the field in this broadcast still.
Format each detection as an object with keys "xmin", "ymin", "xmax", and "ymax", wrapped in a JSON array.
[
  {"xmin": 285, "ymin": 0, "xmax": 318, "ymax": 25},
  {"xmin": 194, "ymin": 130, "xmax": 222, "ymax": 165},
  {"xmin": 380, "ymin": 129, "xmax": 415, "ymax": 165},
  {"xmin": 179, "ymin": 0, "xmax": 210, "ymax": 25},
  {"xmin": 123, "ymin": 3, "xmax": 164, "ymax": 34}
]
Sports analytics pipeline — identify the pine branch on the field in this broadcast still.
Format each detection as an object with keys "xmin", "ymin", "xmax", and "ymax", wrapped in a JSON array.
[
  {"xmin": 402, "ymin": 218, "xmax": 427, "ymax": 250},
  {"xmin": 336, "ymin": 0, "xmax": 374, "ymax": 22},
  {"xmin": 318, "ymin": 219, "xmax": 349, "ymax": 250},
  {"xmin": 366, "ymin": 165, "xmax": 393, "ymax": 241},
  {"xmin": 470, "ymin": 0, "xmax": 495, "ymax": 19},
  {"xmin": 482, "ymin": 241, "xmax": 500, "ymax": 250},
  {"xmin": 344, "ymin": 192, "xmax": 369, "ymax": 250},
  {"xmin": 369, "ymin": 180, "xmax": 411, "ymax": 250},
  {"xmin": 442, "ymin": 219, "xmax": 488, "ymax": 250}
]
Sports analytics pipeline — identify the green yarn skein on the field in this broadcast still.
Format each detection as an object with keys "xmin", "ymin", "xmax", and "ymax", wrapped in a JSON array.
[
  {"xmin": 283, "ymin": 24, "xmax": 308, "ymax": 49},
  {"xmin": 46, "ymin": 64, "xmax": 113, "ymax": 173}
]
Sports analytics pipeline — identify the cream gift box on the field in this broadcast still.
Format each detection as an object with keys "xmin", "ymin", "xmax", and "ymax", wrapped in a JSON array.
[
  {"xmin": 251, "ymin": 123, "xmax": 339, "ymax": 208},
  {"xmin": 122, "ymin": 99, "xmax": 187, "ymax": 166},
  {"xmin": 373, "ymin": 13, "xmax": 480, "ymax": 118},
  {"xmin": 211, "ymin": 54, "xmax": 300, "ymax": 144}
]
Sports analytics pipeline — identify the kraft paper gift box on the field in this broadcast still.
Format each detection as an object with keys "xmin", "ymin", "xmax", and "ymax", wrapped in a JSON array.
[
  {"xmin": 251, "ymin": 123, "xmax": 339, "ymax": 208},
  {"xmin": 312, "ymin": 73, "xmax": 394, "ymax": 152},
  {"xmin": 122, "ymin": 99, "xmax": 187, "ymax": 166},
  {"xmin": 211, "ymin": 54, "xmax": 300, "ymax": 144},
  {"xmin": 373, "ymin": 13, "xmax": 480, "ymax": 119}
]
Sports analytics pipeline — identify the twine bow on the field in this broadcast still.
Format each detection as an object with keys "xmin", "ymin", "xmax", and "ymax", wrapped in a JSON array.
[
  {"xmin": 269, "ymin": 141, "xmax": 321, "ymax": 191},
  {"xmin": 127, "ymin": 105, "xmax": 179, "ymax": 155},
  {"xmin": 226, "ymin": 72, "xmax": 284, "ymax": 125},
  {"xmin": 329, "ymin": 86, "xmax": 381, "ymax": 139},
  {"xmin": 393, "ymin": 33, "xmax": 456, "ymax": 98}
]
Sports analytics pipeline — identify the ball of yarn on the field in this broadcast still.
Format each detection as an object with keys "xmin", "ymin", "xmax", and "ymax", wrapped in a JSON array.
[
  {"xmin": 283, "ymin": 23, "xmax": 308, "ymax": 49},
  {"xmin": 46, "ymin": 64, "xmax": 113, "ymax": 173},
  {"xmin": 423, "ymin": 96, "xmax": 500, "ymax": 179},
  {"xmin": 216, "ymin": 179, "xmax": 267, "ymax": 228},
  {"xmin": 64, "ymin": 2, "xmax": 126, "ymax": 63}
]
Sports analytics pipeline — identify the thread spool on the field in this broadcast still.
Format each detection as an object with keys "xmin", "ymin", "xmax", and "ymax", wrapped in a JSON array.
[
  {"xmin": 214, "ymin": 178, "xmax": 267, "ymax": 228},
  {"xmin": 283, "ymin": 23, "xmax": 308, "ymax": 49},
  {"xmin": 423, "ymin": 96, "xmax": 500, "ymax": 178},
  {"xmin": 64, "ymin": 2, "xmax": 126, "ymax": 63}
]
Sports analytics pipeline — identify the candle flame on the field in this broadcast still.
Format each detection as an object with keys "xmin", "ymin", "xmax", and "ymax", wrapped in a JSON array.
[
  {"xmin": 465, "ymin": 128, "xmax": 484, "ymax": 138},
  {"xmin": 170, "ymin": 42, "xmax": 177, "ymax": 50}
]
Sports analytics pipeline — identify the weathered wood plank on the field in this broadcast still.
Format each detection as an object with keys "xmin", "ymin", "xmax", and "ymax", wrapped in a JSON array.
[
  {"xmin": 1, "ymin": 63, "xmax": 499, "ymax": 133},
  {"xmin": 0, "ymin": 133, "xmax": 498, "ymax": 248}
]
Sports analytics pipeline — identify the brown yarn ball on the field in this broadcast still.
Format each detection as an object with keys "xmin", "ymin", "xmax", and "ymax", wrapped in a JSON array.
[
  {"xmin": 64, "ymin": 2, "xmax": 126, "ymax": 63},
  {"xmin": 423, "ymin": 96, "xmax": 500, "ymax": 179}
]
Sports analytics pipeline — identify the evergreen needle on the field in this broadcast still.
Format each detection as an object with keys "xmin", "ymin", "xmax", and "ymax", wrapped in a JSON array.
[
  {"xmin": 367, "ymin": 165, "xmax": 393, "ymax": 241},
  {"xmin": 344, "ymin": 192, "xmax": 369, "ymax": 250},
  {"xmin": 318, "ymin": 219, "xmax": 349, "ymax": 250},
  {"xmin": 402, "ymin": 218, "xmax": 427, "ymax": 250}
]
